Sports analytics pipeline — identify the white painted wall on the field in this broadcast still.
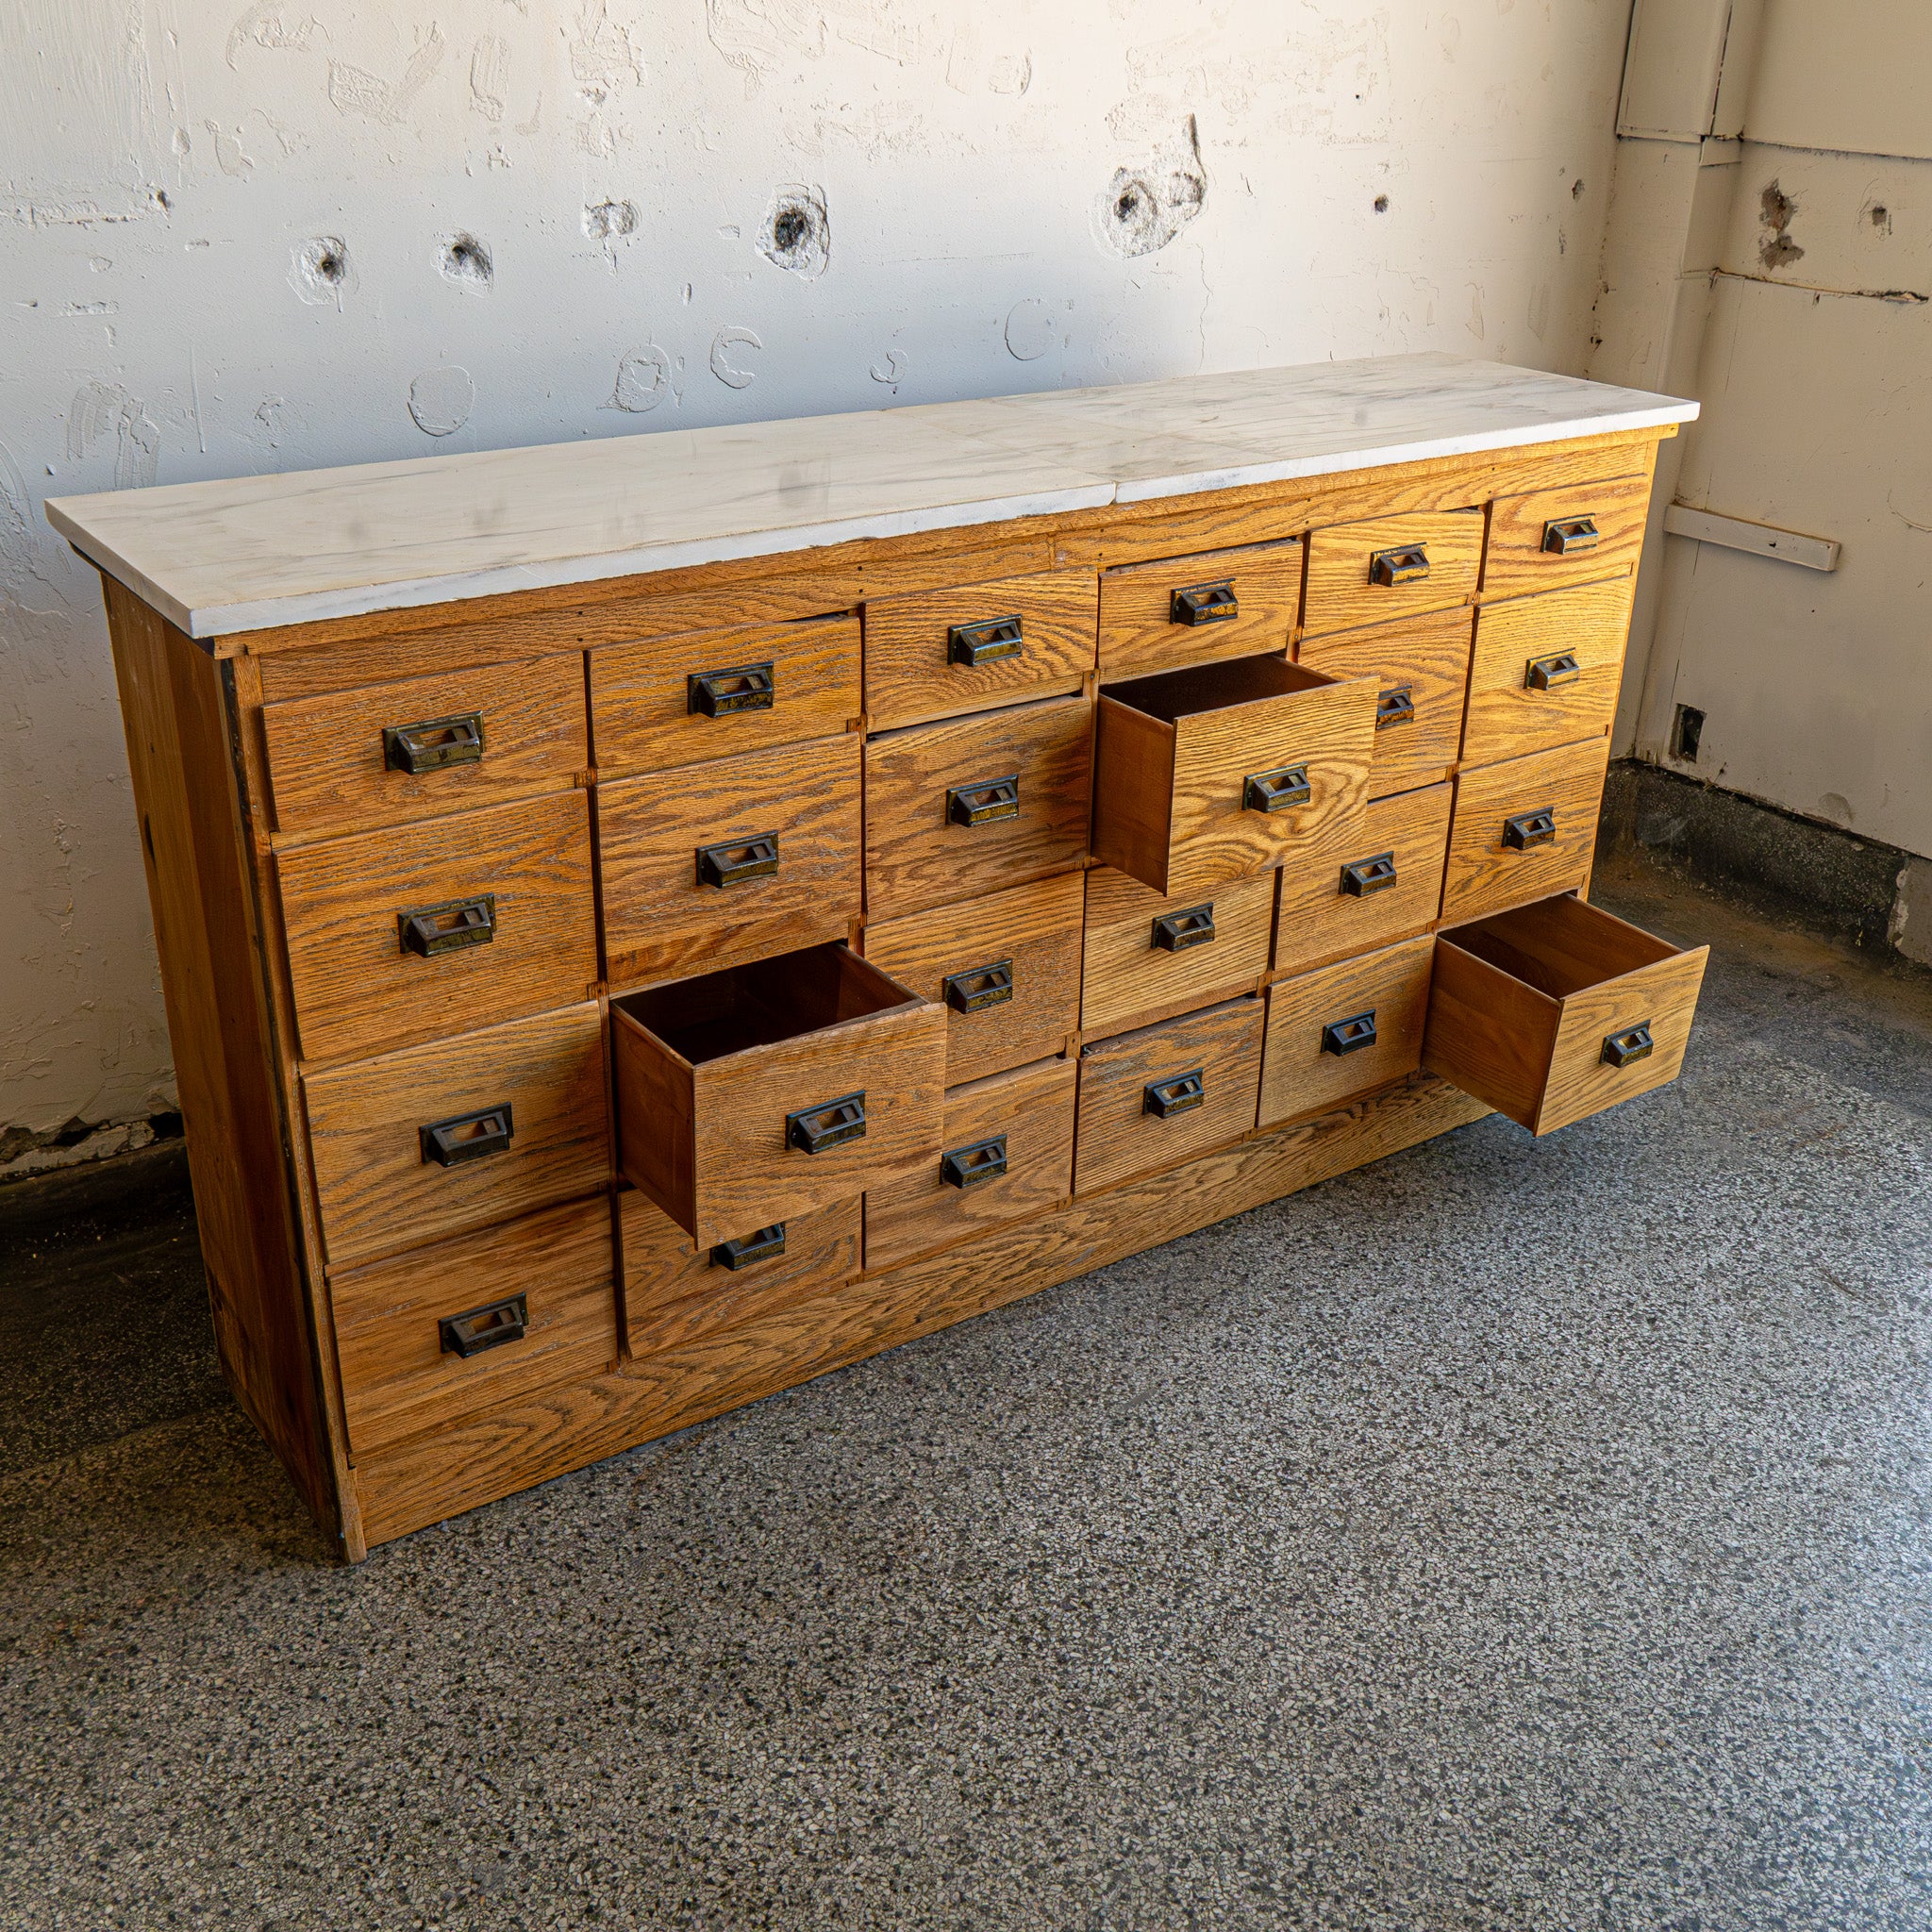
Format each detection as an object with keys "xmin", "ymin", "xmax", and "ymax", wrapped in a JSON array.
[{"xmin": 0, "ymin": 0, "xmax": 1637, "ymax": 1166}]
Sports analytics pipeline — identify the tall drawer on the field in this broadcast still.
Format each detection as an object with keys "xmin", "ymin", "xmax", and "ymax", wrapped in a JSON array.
[
  {"xmin": 598, "ymin": 732, "xmax": 861, "ymax": 989},
  {"xmin": 331, "ymin": 1196, "xmax": 618, "ymax": 1457},
  {"xmin": 303, "ymin": 1001, "xmax": 610, "ymax": 1270},
  {"xmin": 1481, "ymin": 471, "xmax": 1649, "ymax": 602},
  {"xmin": 864, "ymin": 571, "xmax": 1096, "ymax": 728},
  {"xmin": 1074, "ymin": 995, "xmax": 1264, "ymax": 1195},
  {"xmin": 1257, "ymin": 933, "xmax": 1433, "ymax": 1128},
  {"xmin": 277, "ymin": 791, "xmax": 597, "ymax": 1067},
  {"xmin": 1081, "ymin": 867, "xmax": 1274, "ymax": 1041},
  {"xmin": 861, "ymin": 873, "xmax": 1083, "ymax": 1084},
  {"xmin": 1303, "ymin": 508, "xmax": 1483, "ymax": 637},
  {"xmin": 1441, "ymin": 738, "xmax": 1608, "ymax": 925},
  {"xmin": 1298, "ymin": 606, "xmax": 1474, "ymax": 799},
  {"xmin": 590, "ymin": 615, "xmax": 860, "ymax": 777},
  {"xmin": 864, "ymin": 695, "xmax": 1091, "ymax": 920},
  {"xmin": 1098, "ymin": 538, "xmax": 1302, "ymax": 675},
  {"xmin": 863, "ymin": 1056, "xmax": 1075, "ymax": 1273},
  {"xmin": 260, "ymin": 656, "xmax": 587, "ymax": 841},
  {"xmin": 1461, "ymin": 576, "xmax": 1632, "ymax": 767}
]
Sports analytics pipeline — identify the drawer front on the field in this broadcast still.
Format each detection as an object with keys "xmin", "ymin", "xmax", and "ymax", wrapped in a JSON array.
[
  {"xmin": 278, "ymin": 791, "xmax": 597, "ymax": 1066},
  {"xmin": 331, "ymin": 1196, "xmax": 617, "ymax": 1457},
  {"xmin": 862, "ymin": 872, "xmax": 1083, "ymax": 1084},
  {"xmin": 304, "ymin": 1002, "xmax": 610, "ymax": 1270},
  {"xmin": 1274, "ymin": 779, "xmax": 1451, "ymax": 976},
  {"xmin": 1303, "ymin": 509, "xmax": 1483, "ymax": 637},
  {"xmin": 1081, "ymin": 867, "xmax": 1274, "ymax": 1041},
  {"xmin": 863, "ymin": 1056, "xmax": 1075, "ymax": 1273},
  {"xmin": 590, "ymin": 615, "xmax": 860, "ymax": 777},
  {"xmin": 1298, "ymin": 606, "xmax": 1474, "ymax": 799},
  {"xmin": 864, "ymin": 695, "xmax": 1091, "ymax": 920},
  {"xmin": 1099, "ymin": 539, "xmax": 1302, "ymax": 675},
  {"xmin": 1257, "ymin": 933, "xmax": 1433, "ymax": 1128},
  {"xmin": 1481, "ymin": 470, "xmax": 1650, "ymax": 602},
  {"xmin": 261, "ymin": 656, "xmax": 586, "ymax": 841},
  {"xmin": 1441, "ymin": 738, "xmax": 1609, "ymax": 925},
  {"xmin": 599, "ymin": 733, "xmax": 862, "ymax": 988},
  {"xmin": 1461, "ymin": 576, "xmax": 1632, "ymax": 767},
  {"xmin": 865, "ymin": 571, "xmax": 1097, "ymax": 729},
  {"xmin": 1074, "ymin": 995, "xmax": 1264, "ymax": 1196}
]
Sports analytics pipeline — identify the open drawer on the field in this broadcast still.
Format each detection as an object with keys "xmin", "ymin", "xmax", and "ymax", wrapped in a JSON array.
[
  {"xmin": 1423, "ymin": 893, "xmax": 1707, "ymax": 1135},
  {"xmin": 612, "ymin": 942, "xmax": 945, "ymax": 1248}
]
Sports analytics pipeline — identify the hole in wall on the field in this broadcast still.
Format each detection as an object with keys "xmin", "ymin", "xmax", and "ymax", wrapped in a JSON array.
[
  {"xmin": 439, "ymin": 232, "xmax": 495, "ymax": 291},
  {"xmin": 1757, "ymin": 180, "xmax": 1805, "ymax": 272},
  {"xmin": 1572, "ymin": 177, "xmax": 1586, "ymax": 200},
  {"xmin": 1672, "ymin": 705, "xmax": 1706, "ymax": 764},
  {"xmin": 1096, "ymin": 116, "xmax": 1206, "ymax": 258},
  {"xmin": 1373, "ymin": 193, "xmax": 1390, "ymax": 213},
  {"xmin": 290, "ymin": 235, "xmax": 353, "ymax": 306},
  {"xmin": 757, "ymin": 187, "xmax": 829, "ymax": 279}
]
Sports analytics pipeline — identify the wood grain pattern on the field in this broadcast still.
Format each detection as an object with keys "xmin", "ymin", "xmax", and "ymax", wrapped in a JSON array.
[
  {"xmin": 1080, "ymin": 866, "xmax": 1274, "ymax": 1041},
  {"xmin": 1303, "ymin": 508, "xmax": 1484, "ymax": 638},
  {"xmin": 1441, "ymin": 736, "xmax": 1609, "ymax": 925},
  {"xmin": 1539, "ymin": 946, "xmax": 1707, "ymax": 1133},
  {"xmin": 1460, "ymin": 576, "xmax": 1634, "ymax": 767},
  {"xmin": 1420, "ymin": 940, "xmax": 1558, "ymax": 1128},
  {"xmin": 1297, "ymin": 606, "xmax": 1474, "ymax": 799},
  {"xmin": 1479, "ymin": 463, "xmax": 1653, "ymax": 603},
  {"xmin": 1097, "ymin": 538, "xmax": 1302, "ymax": 675},
  {"xmin": 1257, "ymin": 933, "xmax": 1434, "ymax": 1127}
]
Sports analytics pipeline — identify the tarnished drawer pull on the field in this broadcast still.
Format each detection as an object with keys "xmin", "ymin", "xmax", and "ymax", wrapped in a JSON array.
[
  {"xmin": 1152, "ymin": 904, "xmax": 1216, "ymax": 953},
  {"xmin": 688, "ymin": 661, "xmax": 775, "ymax": 717},
  {"xmin": 397, "ymin": 893, "xmax": 496, "ymax": 958},
  {"xmin": 1543, "ymin": 515, "xmax": 1601, "ymax": 556},
  {"xmin": 1602, "ymin": 1023, "xmax": 1655, "ymax": 1069},
  {"xmin": 1321, "ymin": 1010, "xmax": 1377, "ymax": 1057},
  {"xmin": 1170, "ymin": 580, "xmax": 1239, "ymax": 626},
  {"xmin": 1143, "ymin": 1069, "xmax": 1206, "ymax": 1119},
  {"xmin": 438, "ymin": 1292, "xmax": 528, "ymax": 1358},
  {"xmin": 942, "ymin": 959, "xmax": 1013, "ymax": 1013},
  {"xmin": 1244, "ymin": 763, "xmax": 1311, "ymax": 814},
  {"xmin": 947, "ymin": 774, "xmax": 1020, "ymax": 826},
  {"xmin": 1376, "ymin": 684, "xmax": 1416, "ymax": 729},
  {"xmin": 786, "ymin": 1092, "xmax": 866, "ymax": 1155},
  {"xmin": 420, "ymin": 1104, "xmax": 514, "ymax": 1168},
  {"xmin": 941, "ymin": 1135, "xmax": 1008, "ymax": 1190},
  {"xmin": 1503, "ymin": 807, "xmax": 1557, "ymax": 851},
  {"xmin": 1525, "ymin": 652, "xmax": 1581, "ymax": 691},
  {"xmin": 711, "ymin": 1224, "xmax": 787, "ymax": 1269},
  {"xmin": 696, "ymin": 832, "xmax": 780, "ymax": 888},
  {"xmin": 1370, "ymin": 544, "xmax": 1429, "ymax": 587},
  {"xmin": 1340, "ymin": 852, "xmax": 1397, "ymax": 897},
  {"xmin": 383, "ymin": 711, "xmax": 484, "ymax": 774},
  {"xmin": 948, "ymin": 615, "xmax": 1024, "ymax": 667}
]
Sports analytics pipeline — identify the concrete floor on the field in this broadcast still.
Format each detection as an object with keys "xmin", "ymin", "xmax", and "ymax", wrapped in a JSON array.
[{"xmin": 3, "ymin": 855, "xmax": 1930, "ymax": 1930}]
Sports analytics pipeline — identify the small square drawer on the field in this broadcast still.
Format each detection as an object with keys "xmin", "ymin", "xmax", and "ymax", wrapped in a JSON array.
[
  {"xmin": 1461, "ymin": 576, "xmax": 1632, "ymax": 767},
  {"xmin": 303, "ymin": 1001, "xmax": 611, "ymax": 1270},
  {"xmin": 1298, "ymin": 606, "xmax": 1474, "ymax": 799},
  {"xmin": 591, "ymin": 615, "xmax": 861, "ymax": 777},
  {"xmin": 1303, "ymin": 508, "xmax": 1483, "ymax": 638},
  {"xmin": 1081, "ymin": 867, "xmax": 1274, "ymax": 1041},
  {"xmin": 1441, "ymin": 737, "xmax": 1608, "ymax": 925},
  {"xmin": 1074, "ymin": 995, "xmax": 1264, "ymax": 1196},
  {"xmin": 1424, "ymin": 892, "xmax": 1707, "ymax": 1135},
  {"xmin": 599, "ymin": 732, "xmax": 861, "ymax": 989},
  {"xmin": 331, "ymin": 1196, "xmax": 618, "ymax": 1457},
  {"xmin": 864, "ymin": 570, "xmax": 1097, "ymax": 729},
  {"xmin": 1098, "ymin": 538, "xmax": 1302, "ymax": 675},
  {"xmin": 612, "ymin": 942, "xmax": 944, "ymax": 1250},
  {"xmin": 1480, "ymin": 470, "xmax": 1650, "ymax": 603},
  {"xmin": 1257, "ymin": 933, "xmax": 1434, "ymax": 1128},
  {"xmin": 862, "ymin": 872, "xmax": 1083, "ymax": 1085},
  {"xmin": 1091, "ymin": 654, "xmax": 1377, "ymax": 898},
  {"xmin": 863, "ymin": 1055, "xmax": 1076, "ymax": 1273},
  {"xmin": 261, "ymin": 656, "xmax": 587, "ymax": 841},
  {"xmin": 864, "ymin": 694, "xmax": 1091, "ymax": 920}
]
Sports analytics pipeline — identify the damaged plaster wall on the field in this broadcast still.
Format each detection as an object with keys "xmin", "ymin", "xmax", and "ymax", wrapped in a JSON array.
[{"xmin": 0, "ymin": 0, "xmax": 1635, "ymax": 1165}]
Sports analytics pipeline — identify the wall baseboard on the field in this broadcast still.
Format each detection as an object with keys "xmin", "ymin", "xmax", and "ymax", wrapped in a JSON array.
[{"xmin": 0, "ymin": 1111, "xmax": 184, "ymax": 1186}]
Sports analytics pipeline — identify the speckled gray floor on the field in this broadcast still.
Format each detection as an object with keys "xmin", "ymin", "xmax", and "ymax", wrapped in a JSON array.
[{"xmin": 4, "ymin": 861, "xmax": 1931, "ymax": 1930}]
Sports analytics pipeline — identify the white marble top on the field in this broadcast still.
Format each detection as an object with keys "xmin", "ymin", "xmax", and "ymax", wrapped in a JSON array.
[{"xmin": 46, "ymin": 354, "xmax": 1696, "ymax": 640}]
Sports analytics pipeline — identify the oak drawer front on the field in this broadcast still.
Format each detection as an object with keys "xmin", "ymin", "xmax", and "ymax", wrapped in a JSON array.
[
  {"xmin": 1481, "ymin": 471, "xmax": 1649, "ymax": 602},
  {"xmin": 863, "ymin": 1056, "xmax": 1075, "ymax": 1273},
  {"xmin": 599, "ymin": 732, "xmax": 861, "ymax": 989},
  {"xmin": 304, "ymin": 1002, "xmax": 610, "ymax": 1270},
  {"xmin": 1074, "ymin": 996, "xmax": 1264, "ymax": 1196},
  {"xmin": 1098, "ymin": 538, "xmax": 1301, "ymax": 675},
  {"xmin": 1441, "ymin": 738, "xmax": 1608, "ymax": 925},
  {"xmin": 1461, "ymin": 576, "xmax": 1632, "ymax": 766},
  {"xmin": 261, "ymin": 656, "xmax": 587, "ymax": 841},
  {"xmin": 1424, "ymin": 892, "xmax": 1707, "ymax": 1135},
  {"xmin": 590, "ymin": 615, "xmax": 860, "ymax": 777},
  {"xmin": 1081, "ymin": 867, "xmax": 1274, "ymax": 1041},
  {"xmin": 1298, "ymin": 606, "xmax": 1474, "ymax": 799},
  {"xmin": 613, "ymin": 942, "xmax": 945, "ymax": 1250},
  {"xmin": 1303, "ymin": 509, "xmax": 1483, "ymax": 637},
  {"xmin": 332, "ymin": 1196, "xmax": 617, "ymax": 1457},
  {"xmin": 1273, "ymin": 779, "xmax": 1451, "ymax": 976},
  {"xmin": 278, "ymin": 791, "xmax": 597, "ymax": 1067},
  {"xmin": 1257, "ymin": 934, "xmax": 1434, "ymax": 1128},
  {"xmin": 864, "ymin": 695, "xmax": 1091, "ymax": 920},
  {"xmin": 862, "ymin": 873, "xmax": 1083, "ymax": 1085},
  {"xmin": 864, "ymin": 571, "xmax": 1097, "ymax": 729}
]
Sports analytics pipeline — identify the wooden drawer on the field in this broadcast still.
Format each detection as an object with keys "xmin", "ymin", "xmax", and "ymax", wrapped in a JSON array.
[
  {"xmin": 1298, "ymin": 606, "xmax": 1474, "ymax": 799},
  {"xmin": 1461, "ymin": 576, "xmax": 1632, "ymax": 767},
  {"xmin": 261, "ymin": 656, "xmax": 586, "ymax": 841},
  {"xmin": 861, "ymin": 873, "xmax": 1083, "ymax": 1085},
  {"xmin": 1081, "ymin": 867, "xmax": 1274, "ymax": 1041},
  {"xmin": 599, "ymin": 732, "xmax": 861, "ymax": 989},
  {"xmin": 864, "ymin": 694, "xmax": 1091, "ymax": 920},
  {"xmin": 1098, "ymin": 538, "xmax": 1301, "ymax": 675},
  {"xmin": 303, "ymin": 1001, "xmax": 610, "ymax": 1270},
  {"xmin": 864, "ymin": 571, "xmax": 1096, "ymax": 729},
  {"xmin": 1074, "ymin": 995, "xmax": 1264, "ymax": 1195},
  {"xmin": 1257, "ymin": 933, "xmax": 1433, "ymax": 1128},
  {"xmin": 331, "ymin": 1196, "xmax": 617, "ymax": 1457},
  {"xmin": 590, "ymin": 615, "xmax": 860, "ymax": 777},
  {"xmin": 1424, "ymin": 892, "xmax": 1707, "ymax": 1135},
  {"xmin": 1481, "ymin": 470, "xmax": 1650, "ymax": 603},
  {"xmin": 1091, "ymin": 655, "xmax": 1376, "ymax": 898},
  {"xmin": 863, "ymin": 1056, "xmax": 1076, "ymax": 1273},
  {"xmin": 1441, "ymin": 738, "xmax": 1608, "ymax": 925},
  {"xmin": 277, "ymin": 791, "xmax": 597, "ymax": 1067},
  {"xmin": 1303, "ymin": 509, "xmax": 1483, "ymax": 637},
  {"xmin": 612, "ymin": 942, "xmax": 944, "ymax": 1249}
]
